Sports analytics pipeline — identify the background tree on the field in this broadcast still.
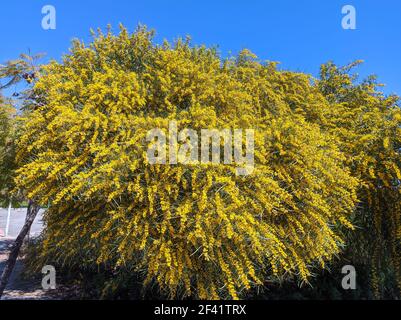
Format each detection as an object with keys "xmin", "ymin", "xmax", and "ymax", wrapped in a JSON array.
[
  {"xmin": 245, "ymin": 62, "xmax": 401, "ymax": 299},
  {"xmin": 316, "ymin": 62, "xmax": 401, "ymax": 298},
  {"xmin": 0, "ymin": 93, "xmax": 16, "ymax": 206},
  {"xmin": 0, "ymin": 52, "xmax": 43, "ymax": 202},
  {"xmin": 0, "ymin": 54, "xmax": 42, "ymax": 297}
]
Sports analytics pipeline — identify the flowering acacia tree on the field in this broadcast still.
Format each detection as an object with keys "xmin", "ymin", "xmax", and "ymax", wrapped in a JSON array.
[{"xmin": 16, "ymin": 26, "xmax": 390, "ymax": 299}]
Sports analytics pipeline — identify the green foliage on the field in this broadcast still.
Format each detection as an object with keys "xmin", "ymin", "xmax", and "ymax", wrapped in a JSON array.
[
  {"xmin": 0, "ymin": 94, "xmax": 16, "ymax": 206},
  {"xmin": 0, "ymin": 52, "xmax": 43, "ymax": 206}
]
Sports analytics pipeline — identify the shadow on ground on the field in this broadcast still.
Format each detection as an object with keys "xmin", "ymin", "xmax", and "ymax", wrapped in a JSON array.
[{"xmin": 0, "ymin": 237, "xmax": 69, "ymax": 300}]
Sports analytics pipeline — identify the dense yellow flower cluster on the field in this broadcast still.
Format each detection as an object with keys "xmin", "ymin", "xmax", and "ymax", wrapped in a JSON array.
[{"xmin": 15, "ymin": 26, "xmax": 399, "ymax": 299}]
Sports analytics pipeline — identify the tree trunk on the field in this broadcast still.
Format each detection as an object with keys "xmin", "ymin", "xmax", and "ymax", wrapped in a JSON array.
[{"xmin": 0, "ymin": 200, "xmax": 40, "ymax": 297}]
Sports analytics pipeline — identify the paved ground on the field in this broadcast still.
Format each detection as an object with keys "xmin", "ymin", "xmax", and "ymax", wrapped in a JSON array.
[
  {"xmin": 0, "ymin": 208, "xmax": 48, "ymax": 300},
  {"xmin": 0, "ymin": 208, "xmax": 44, "ymax": 238}
]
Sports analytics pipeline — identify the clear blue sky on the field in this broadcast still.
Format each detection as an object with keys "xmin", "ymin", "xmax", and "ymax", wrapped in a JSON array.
[{"xmin": 1, "ymin": 0, "xmax": 400, "ymax": 95}]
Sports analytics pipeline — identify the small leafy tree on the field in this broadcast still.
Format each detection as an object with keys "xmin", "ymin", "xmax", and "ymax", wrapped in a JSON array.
[
  {"xmin": 0, "ymin": 53, "xmax": 43, "ymax": 202},
  {"xmin": 0, "ymin": 93, "xmax": 15, "ymax": 206},
  {"xmin": 0, "ymin": 54, "xmax": 42, "ymax": 297}
]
